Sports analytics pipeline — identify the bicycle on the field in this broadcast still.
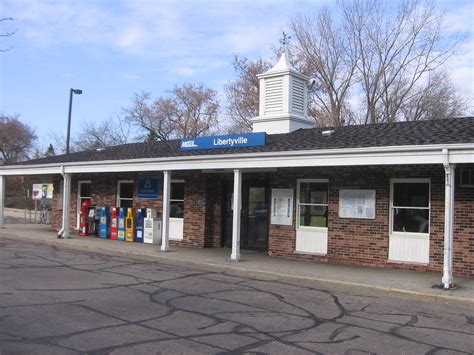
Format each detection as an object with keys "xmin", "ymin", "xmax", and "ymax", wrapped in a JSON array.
[{"xmin": 39, "ymin": 206, "xmax": 52, "ymax": 225}]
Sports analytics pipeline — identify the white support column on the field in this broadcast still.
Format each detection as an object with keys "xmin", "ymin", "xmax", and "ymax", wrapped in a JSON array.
[
  {"xmin": 0, "ymin": 175, "xmax": 5, "ymax": 229},
  {"xmin": 231, "ymin": 169, "xmax": 242, "ymax": 261},
  {"xmin": 161, "ymin": 170, "xmax": 171, "ymax": 252},
  {"xmin": 442, "ymin": 149, "xmax": 455, "ymax": 289},
  {"xmin": 61, "ymin": 173, "xmax": 72, "ymax": 238}
]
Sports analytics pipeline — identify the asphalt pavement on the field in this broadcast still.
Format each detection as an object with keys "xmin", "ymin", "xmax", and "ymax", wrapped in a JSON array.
[{"xmin": 0, "ymin": 238, "xmax": 473, "ymax": 354}]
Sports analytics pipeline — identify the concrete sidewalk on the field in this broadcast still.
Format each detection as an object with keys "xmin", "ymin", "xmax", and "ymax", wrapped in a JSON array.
[{"xmin": 0, "ymin": 222, "xmax": 472, "ymax": 304}]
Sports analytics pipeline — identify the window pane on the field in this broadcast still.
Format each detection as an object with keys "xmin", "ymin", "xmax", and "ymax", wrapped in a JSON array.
[
  {"xmin": 80, "ymin": 183, "xmax": 91, "ymax": 197},
  {"xmin": 249, "ymin": 187, "xmax": 265, "ymax": 203},
  {"xmin": 393, "ymin": 183, "xmax": 429, "ymax": 207},
  {"xmin": 171, "ymin": 182, "xmax": 184, "ymax": 200},
  {"xmin": 300, "ymin": 182, "xmax": 328, "ymax": 204},
  {"xmin": 299, "ymin": 205, "xmax": 328, "ymax": 227},
  {"xmin": 393, "ymin": 208, "xmax": 429, "ymax": 233},
  {"xmin": 170, "ymin": 201, "xmax": 184, "ymax": 218},
  {"xmin": 120, "ymin": 183, "xmax": 134, "ymax": 199},
  {"xmin": 120, "ymin": 199, "xmax": 133, "ymax": 208},
  {"xmin": 461, "ymin": 169, "xmax": 472, "ymax": 186}
]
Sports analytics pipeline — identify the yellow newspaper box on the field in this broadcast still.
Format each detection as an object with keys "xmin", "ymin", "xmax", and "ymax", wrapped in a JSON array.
[{"xmin": 125, "ymin": 208, "xmax": 135, "ymax": 242}]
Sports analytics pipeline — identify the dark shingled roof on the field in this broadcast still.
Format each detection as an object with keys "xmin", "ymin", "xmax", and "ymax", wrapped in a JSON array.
[{"xmin": 13, "ymin": 117, "xmax": 474, "ymax": 166}]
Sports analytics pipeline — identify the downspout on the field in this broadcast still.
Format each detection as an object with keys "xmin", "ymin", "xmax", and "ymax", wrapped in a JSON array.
[
  {"xmin": 442, "ymin": 149, "xmax": 455, "ymax": 289},
  {"xmin": 57, "ymin": 166, "xmax": 66, "ymax": 238}
]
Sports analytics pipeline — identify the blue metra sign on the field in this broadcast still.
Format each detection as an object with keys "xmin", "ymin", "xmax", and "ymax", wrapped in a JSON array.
[
  {"xmin": 137, "ymin": 175, "xmax": 159, "ymax": 199},
  {"xmin": 180, "ymin": 132, "xmax": 266, "ymax": 151}
]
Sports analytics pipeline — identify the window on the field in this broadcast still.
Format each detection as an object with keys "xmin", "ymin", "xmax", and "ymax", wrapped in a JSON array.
[
  {"xmin": 170, "ymin": 181, "xmax": 184, "ymax": 218},
  {"xmin": 117, "ymin": 181, "xmax": 134, "ymax": 208},
  {"xmin": 76, "ymin": 181, "xmax": 91, "ymax": 229},
  {"xmin": 297, "ymin": 179, "xmax": 329, "ymax": 228},
  {"xmin": 460, "ymin": 168, "xmax": 474, "ymax": 187},
  {"xmin": 390, "ymin": 180, "xmax": 430, "ymax": 234}
]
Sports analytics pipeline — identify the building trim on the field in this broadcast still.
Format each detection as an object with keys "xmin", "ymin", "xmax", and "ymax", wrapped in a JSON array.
[{"xmin": 1, "ymin": 144, "xmax": 474, "ymax": 176}]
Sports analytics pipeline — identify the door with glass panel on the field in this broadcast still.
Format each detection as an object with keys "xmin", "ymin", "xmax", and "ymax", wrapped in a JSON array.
[
  {"xmin": 243, "ymin": 185, "xmax": 269, "ymax": 250},
  {"xmin": 76, "ymin": 181, "xmax": 91, "ymax": 229},
  {"xmin": 295, "ymin": 179, "xmax": 329, "ymax": 254},
  {"xmin": 389, "ymin": 179, "xmax": 430, "ymax": 264},
  {"xmin": 223, "ymin": 181, "xmax": 270, "ymax": 251},
  {"xmin": 169, "ymin": 181, "xmax": 184, "ymax": 240}
]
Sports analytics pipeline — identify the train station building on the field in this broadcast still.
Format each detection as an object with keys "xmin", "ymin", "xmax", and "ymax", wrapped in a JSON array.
[{"xmin": 1, "ymin": 52, "xmax": 473, "ymax": 288}]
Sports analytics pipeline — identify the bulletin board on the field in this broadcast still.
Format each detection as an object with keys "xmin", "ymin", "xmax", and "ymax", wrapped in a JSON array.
[
  {"xmin": 339, "ymin": 189, "xmax": 376, "ymax": 219},
  {"xmin": 271, "ymin": 189, "xmax": 293, "ymax": 225}
]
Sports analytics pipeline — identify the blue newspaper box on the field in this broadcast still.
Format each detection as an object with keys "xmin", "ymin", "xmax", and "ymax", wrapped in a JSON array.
[
  {"xmin": 134, "ymin": 208, "xmax": 145, "ymax": 243},
  {"xmin": 98, "ymin": 207, "xmax": 110, "ymax": 238},
  {"xmin": 117, "ymin": 207, "xmax": 126, "ymax": 241}
]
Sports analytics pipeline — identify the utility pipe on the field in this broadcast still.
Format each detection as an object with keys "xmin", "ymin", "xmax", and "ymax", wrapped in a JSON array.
[{"xmin": 442, "ymin": 149, "xmax": 455, "ymax": 289}]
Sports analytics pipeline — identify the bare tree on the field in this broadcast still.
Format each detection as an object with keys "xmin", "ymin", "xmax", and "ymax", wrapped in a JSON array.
[
  {"xmin": 291, "ymin": 9, "xmax": 358, "ymax": 126},
  {"xmin": 0, "ymin": 17, "xmax": 15, "ymax": 52},
  {"xmin": 0, "ymin": 115, "xmax": 37, "ymax": 164},
  {"xmin": 124, "ymin": 84, "xmax": 220, "ymax": 140},
  {"xmin": 123, "ymin": 92, "xmax": 174, "ymax": 142},
  {"xmin": 290, "ymin": 0, "xmax": 467, "ymax": 125},
  {"xmin": 73, "ymin": 115, "xmax": 134, "ymax": 151},
  {"xmin": 400, "ymin": 71, "xmax": 468, "ymax": 121},
  {"xmin": 225, "ymin": 56, "xmax": 272, "ymax": 132}
]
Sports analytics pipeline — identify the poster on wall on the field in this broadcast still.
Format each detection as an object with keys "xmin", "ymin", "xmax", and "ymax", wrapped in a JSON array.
[
  {"xmin": 339, "ymin": 189, "xmax": 376, "ymax": 219},
  {"xmin": 32, "ymin": 184, "xmax": 54, "ymax": 200},
  {"xmin": 137, "ymin": 175, "xmax": 159, "ymax": 199},
  {"xmin": 271, "ymin": 189, "xmax": 293, "ymax": 225}
]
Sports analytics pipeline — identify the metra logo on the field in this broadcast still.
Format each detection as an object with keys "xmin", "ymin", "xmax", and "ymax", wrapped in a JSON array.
[{"xmin": 181, "ymin": 140, "xmax": 198, "ymax": 148}]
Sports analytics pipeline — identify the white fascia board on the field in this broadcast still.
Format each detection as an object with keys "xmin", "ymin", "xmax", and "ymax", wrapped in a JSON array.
[
  {"xmin": 0, "ymin": 165, "xmax": 62, "ymax": 176},
  {"xmin": 65, "ymin": 150, "xmax": 443, "ymax": 173},
  {"xmin": 448, "ymin": 149, "xmax": 474, "ymax": 164},
  {"xmin": 1, "ymin": 143, "xmax": 473, "ymax": 175}
]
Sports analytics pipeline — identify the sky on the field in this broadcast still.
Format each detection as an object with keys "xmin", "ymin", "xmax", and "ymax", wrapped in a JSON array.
[{"xmin": 1, "ymin": 0, "xmax": 473, "ymax": 152}]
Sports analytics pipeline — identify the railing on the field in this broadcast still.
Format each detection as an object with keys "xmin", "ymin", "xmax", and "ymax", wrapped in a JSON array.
[{"xmin": 22, "ymin": 207, "xmax": 52, "ymax": 225}]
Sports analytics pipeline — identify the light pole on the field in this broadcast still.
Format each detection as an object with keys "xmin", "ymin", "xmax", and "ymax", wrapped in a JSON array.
[{"xmin": 66, "ymin": 88, "xmax": 82, "ymax": 154}]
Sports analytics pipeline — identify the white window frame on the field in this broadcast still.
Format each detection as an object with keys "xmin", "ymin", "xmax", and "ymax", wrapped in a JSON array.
[
  {"xmin": 170, "ymin": 179, "xmax": 185, "ymax": 219},
  {"xmin": 389, "ymin": 178, "xmax": 431, "ymax": 236},
  {"xmin": 296, "ymin": 178, "xmax": 329, "ymax": 232},
  {"xmin": 117, "ymin": 180, "xmax": 134, "ymax": 208},
  {"xmin": 76, "ymin": 180, "xmax": 91, "ymax": 229},
  {"xmin": 460, "ymin": 168, "xmax": 474, "ymax": 187}
]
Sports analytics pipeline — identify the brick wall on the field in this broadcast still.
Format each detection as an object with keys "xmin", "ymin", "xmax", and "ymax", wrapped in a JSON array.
[
  {"xmin": 50, "ymin": 164, "xmax": 473, "ymax": 276},
  {"xmin": 267, "ymin": 165, "xmax": 473, "ymax": 276}
]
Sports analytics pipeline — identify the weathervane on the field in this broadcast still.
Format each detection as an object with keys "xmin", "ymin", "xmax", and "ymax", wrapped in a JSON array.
[{"xmin": 280, "ymin": 31, "xmax": 291, "ymax": 53}]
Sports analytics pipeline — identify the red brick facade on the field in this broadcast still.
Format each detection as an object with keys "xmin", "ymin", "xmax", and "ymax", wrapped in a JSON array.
[{"xmin": 51, "ymin": 164, "xmax": 473, "ymax": 276}]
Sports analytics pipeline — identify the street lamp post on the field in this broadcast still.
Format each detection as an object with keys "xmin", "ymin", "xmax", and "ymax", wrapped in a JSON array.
[{"xmin": 66, "ymin": 88, "xmax": 82, "ymax": 154}]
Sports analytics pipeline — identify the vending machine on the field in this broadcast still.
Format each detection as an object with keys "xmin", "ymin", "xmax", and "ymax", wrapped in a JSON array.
[
  {"xmin": 117, "ymin": 208, "xmax": 126, "ymax": 241},
  {"xmin": 98, "ymin": 207, "xmax": 110, "ymax": 239},
  {"xmin": 79, "ymin": 200, "xmax": 92, "ymax": 236},
  {"xmin": 134, "ymin": 208, "xmax": 145, "ymax": 243},
  {"xmin": 87, "ymin": 206, "xmax": 97, "ymax": 235},
  {"xmin": 110, "ymin": 207, "xmax": 118, "ymax": 240},
  {"xmin": 144, "ymin": 208, "xmax": 161, "ymax": 244},
  {"xmin": 125, "ymin": 208, "xmax": 135, "ymax": 242}
]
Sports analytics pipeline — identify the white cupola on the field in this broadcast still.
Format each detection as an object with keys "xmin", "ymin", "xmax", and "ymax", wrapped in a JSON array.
[{"xmin": 251, "ymin": 50, "xmax": 314, "ymax": 134}]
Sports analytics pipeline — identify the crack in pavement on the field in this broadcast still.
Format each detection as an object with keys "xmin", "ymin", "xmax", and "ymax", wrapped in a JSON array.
[{"xmin": 0, "ymin": 238, "xmax": 473, "ymax": 354}]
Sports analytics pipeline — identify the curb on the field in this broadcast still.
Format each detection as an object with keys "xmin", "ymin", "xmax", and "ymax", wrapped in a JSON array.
[{"xmin": 1, "ymin": 230, "xmax": 473, "ymax": 305}]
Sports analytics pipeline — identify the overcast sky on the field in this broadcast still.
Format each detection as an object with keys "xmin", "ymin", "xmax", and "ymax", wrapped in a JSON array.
[{"xmin": 1, "ymin": 0, "xmax": 473, "ymax": 151}]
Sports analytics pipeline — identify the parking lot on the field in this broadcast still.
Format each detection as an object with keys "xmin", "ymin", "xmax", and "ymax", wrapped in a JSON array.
[{"xmin": 0, "ymin": 237, "xmax": 473, "ymax": 354}]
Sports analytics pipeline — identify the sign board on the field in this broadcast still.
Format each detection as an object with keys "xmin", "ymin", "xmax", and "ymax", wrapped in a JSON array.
[
  {"xmin": 339, "ymin": 189, "xmax": 376, "ymax": 219},
  {"xmin": 271, "ymin": 189, "xmax": 293, "ymax": 225},
  {"xmin": 137, "ymin": 175, "xmax": 159, "ymax": 199},
  {"xmin": 180, "ymin": 132, "xmax": 266, "ymax": 151},
  {"xmin": 32, "ymin": 184, "xmax": 53, "ymax": 200}
]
